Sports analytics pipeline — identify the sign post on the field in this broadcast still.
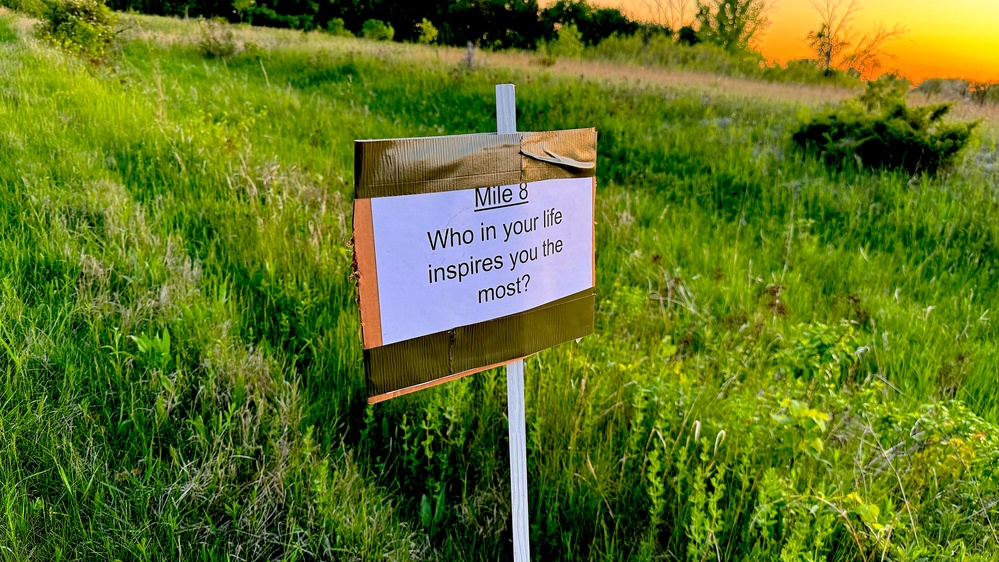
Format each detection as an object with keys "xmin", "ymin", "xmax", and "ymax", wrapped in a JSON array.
[
  {"xmin": 496, "ymin": 84, "xmax": 530, "ymax": 562},
  {"xmin": 352, "ymin": 84, "xmax": 597, "ymax": 560}
]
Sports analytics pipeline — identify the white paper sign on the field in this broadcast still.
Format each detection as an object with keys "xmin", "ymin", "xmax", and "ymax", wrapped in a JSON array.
[{"xmin": 370, "ymin": 177, "xmax": 594, "ymax": 346}]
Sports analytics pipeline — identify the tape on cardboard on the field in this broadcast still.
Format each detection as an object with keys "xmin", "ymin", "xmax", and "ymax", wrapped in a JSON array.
[
  {"xmin": 353, "ymin": 128, "xmax": 597, "ymax": 402},
  {"xmin": 355, "ymin": 128, "xmax": 597, "ymax": 199},
  {"xmin": 364, "ymin": 287, "xmax": 595, "ymax": 402}
]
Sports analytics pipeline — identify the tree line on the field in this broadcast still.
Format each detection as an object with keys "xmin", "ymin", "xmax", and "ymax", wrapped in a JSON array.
[
  {"xmin": 101, "ymin": 0, "xmax": 644, "ymax": 49},
  {"xmin": 98, "ymin": 0, "xmax": 911, "ymax": 81},
  {"xmin": 102, "ymin": 0, "xmax": 775, "ymax": 52}
]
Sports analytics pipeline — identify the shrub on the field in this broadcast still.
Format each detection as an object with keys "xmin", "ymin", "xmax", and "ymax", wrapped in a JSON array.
[
  {"xmin": 590, "ymin": 33, "xmax": 763, "ymax": 77},
  {"xmin": 677, "ymin": 24, "xmax": 699, "ymax": 46},
  {"xmin": 914, "ymin": 78, "xmax": 969, "ymax": 101},
  {"xmin": 242, "ymin": 39, "xmax": 261, "ymax": 59},
  {"xmin": 35, "ymin": 0, "xmax": 117, "ymax": 62},
  {"xmin": 968, "ymin": 81, "xmax": 999, "ymax": 106},
  {"xmin": 197, "ymin": 17, "xmax": 236, "ymax": 59},
  {"xmin": 546, "ymin": 24, "xmax": 585, "ymax": 58},
  {"xmin": 760, "ymin": 58, "xmax": 860, "ymax": 87},
  {"xmin": 417, "ymin": 17, "xmax": 437, "ymax": 45},
  {"xmin": 360, "ymin": 19, "xmax": 393, "ymax": 41},
  {"xmin": 325, "ymin": 17, "xmax": 353, "ymax": 38},
  {"xmin": 792, "ymin": 77, "xmax": 979, "ymax": 175}
]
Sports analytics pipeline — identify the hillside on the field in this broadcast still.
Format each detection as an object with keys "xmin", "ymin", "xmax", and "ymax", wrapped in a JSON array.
[{"xmin": 2, "ymin": 12, "xmax": 999, "ymax": 561}]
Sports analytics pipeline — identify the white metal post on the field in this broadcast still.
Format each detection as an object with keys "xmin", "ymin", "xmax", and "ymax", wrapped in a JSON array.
[{"xmin": 496, "ymin": 83, "xmax": 530, "ymax": 562}]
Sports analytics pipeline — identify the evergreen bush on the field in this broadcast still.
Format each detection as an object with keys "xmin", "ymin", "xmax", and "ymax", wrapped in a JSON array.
[{"xmin": 792, "ymin": 77, "xmax": 979, "ymax": 175}]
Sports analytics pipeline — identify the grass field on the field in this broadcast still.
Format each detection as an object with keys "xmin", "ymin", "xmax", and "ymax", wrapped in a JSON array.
[{"xmin": 2, "ymin": 11, "xmax": 999, "ymax": 561}]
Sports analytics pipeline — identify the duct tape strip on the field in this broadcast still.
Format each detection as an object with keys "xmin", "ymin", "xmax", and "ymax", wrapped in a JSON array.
[
  {"xmin": 355, "ymin": 128, "xmax": 597, "ymax": 199},
  {"xmin": 365, "ymin": 287, "xmax": 595, "ymax": 403},
  {"xmin": 353, "ymin": 128, "xmax": 597, "ymax": 403}
]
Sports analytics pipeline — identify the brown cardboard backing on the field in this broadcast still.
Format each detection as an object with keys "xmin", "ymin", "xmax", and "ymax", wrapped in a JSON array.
[
  {"xmin": 353, "ymin": 128, "xmax": 598, "ymax": 402},
  {"xmin": 352, "ymin": 198, "xmax": 381, "ymax": 349}
]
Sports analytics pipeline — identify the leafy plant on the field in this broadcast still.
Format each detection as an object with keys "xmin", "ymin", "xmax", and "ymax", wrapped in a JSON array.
[
  {"xmin": 416, "ymin": 17, "xmax": 437, "ymax": 44},
  {"xmin": 231, "ymin": 0, "xmax": 253, "ymax": 22},
  {"xmin": 360, "ymin": 18, "xmax": 393, "ymax": 41},
  {"xmin": 35, "ymin": 0, "xmax": 117, "ymax": 62},
  {"xmin": 792, "ymin": 76, "xmax": 979, "ymax": 174},
  {"xmin": 197, "ymin": 17, "xmax": 236, "ymax": 58},
  {"xmin": 325, "ymin": 17, "xmax": 352, "ymax": 38},
  {"xmin": 546, "ymin": 23, "xmax": 584, "ymax": 58}
]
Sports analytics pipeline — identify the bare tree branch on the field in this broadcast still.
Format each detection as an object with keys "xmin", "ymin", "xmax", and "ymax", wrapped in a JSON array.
[
  {"xmin": 641, "ymin": 0, "xmax": 697, "ymax": 31},
  {"xmin": 843, "ymin": 23, "xmax": 907, "ymax": 77},
  {"xmin": 805, "ymin": 0, "xmax": 906, "ymax": 78}
]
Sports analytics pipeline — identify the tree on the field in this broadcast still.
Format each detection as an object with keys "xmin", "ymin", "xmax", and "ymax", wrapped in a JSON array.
[
  {"xmin": 417, "ymin": 17, "xmax": 438, "ymax": 44},
  {"xmin": 583, "ymin": 7, "xmax": 639, "ymax": 45},
  {"xmin": 694, "ymin": 0, "xmax": 772, "ymax": 51},
  {"xmin": 540, "ymin": 0, "xmax": 591, "ymax": 42},
  {"xmin": 232, "ymin": 0, "xmax": 253, "ymax": 22},
  {"xmin": 541, "ymin": 0, "xmax": 639, "ymax": 46},
  {"xmin": 642, "ymin": 0, "xmax": 696, "ymax": 32},
  {"xmin": 439, "ymin": 0, "xmax": 544, "ymax": 50},
  {"xmin": 806, "ymin": 0, "xmax": 905, "ymax": 78}
]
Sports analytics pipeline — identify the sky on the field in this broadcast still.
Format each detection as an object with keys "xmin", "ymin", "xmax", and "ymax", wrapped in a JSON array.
[{"xmin": 590, "ymin": 0, "xmax": 999, "ymax": 83}]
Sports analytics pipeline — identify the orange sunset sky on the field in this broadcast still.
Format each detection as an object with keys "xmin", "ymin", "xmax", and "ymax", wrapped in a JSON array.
[{"xmin": 588, "ymin": 0, "xmax": 999, "ymax": 83}]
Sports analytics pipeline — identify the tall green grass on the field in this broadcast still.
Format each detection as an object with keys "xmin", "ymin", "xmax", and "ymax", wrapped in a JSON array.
[
  {"xmin": 583, "ymin": 34, "xmax": 862, "ymax": 87},
  {"xmin": 2, "ymin": 13, "xmax": 999, "ymax": 560}
]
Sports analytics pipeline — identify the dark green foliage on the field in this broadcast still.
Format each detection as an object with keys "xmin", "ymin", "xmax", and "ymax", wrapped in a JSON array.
[
  {"xmin": 325, "ymin": 16, "xmax": 352, "ymax": 37},
  {"xmin": 793, "ymin": 77, "xmax": 979, "ymax": 175},
  {"xmin": 540, "ymin": 0, "xmax": 638, "ymax": 46},
  {"xmin": 677, "ymin": 24, "xmax": 699, "ymax": 46},
  {"xmin": 243, "ymin": 0, "xmax": 316, "ymax": 30},
  {"xmin": 35, "ymin": 0, "xmax": 117, "ymax": 61},
  {"xmin": 433, "ymin": 0, "xmax": 544, "ymax": 49},
  {"xmin": 360, "ymin": 18, "xmax": 392, "ymax": 41}
]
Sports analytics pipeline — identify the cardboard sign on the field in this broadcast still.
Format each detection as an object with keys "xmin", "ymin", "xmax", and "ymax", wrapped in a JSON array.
[{"xmin": 353, "ymin": 129, "xmax": 597, "ymax": 402}]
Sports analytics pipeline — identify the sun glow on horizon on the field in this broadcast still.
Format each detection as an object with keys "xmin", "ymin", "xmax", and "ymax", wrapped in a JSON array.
[{"xmin": 583, "ymin": 0, "xmax": 999, "ymax": 83}]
